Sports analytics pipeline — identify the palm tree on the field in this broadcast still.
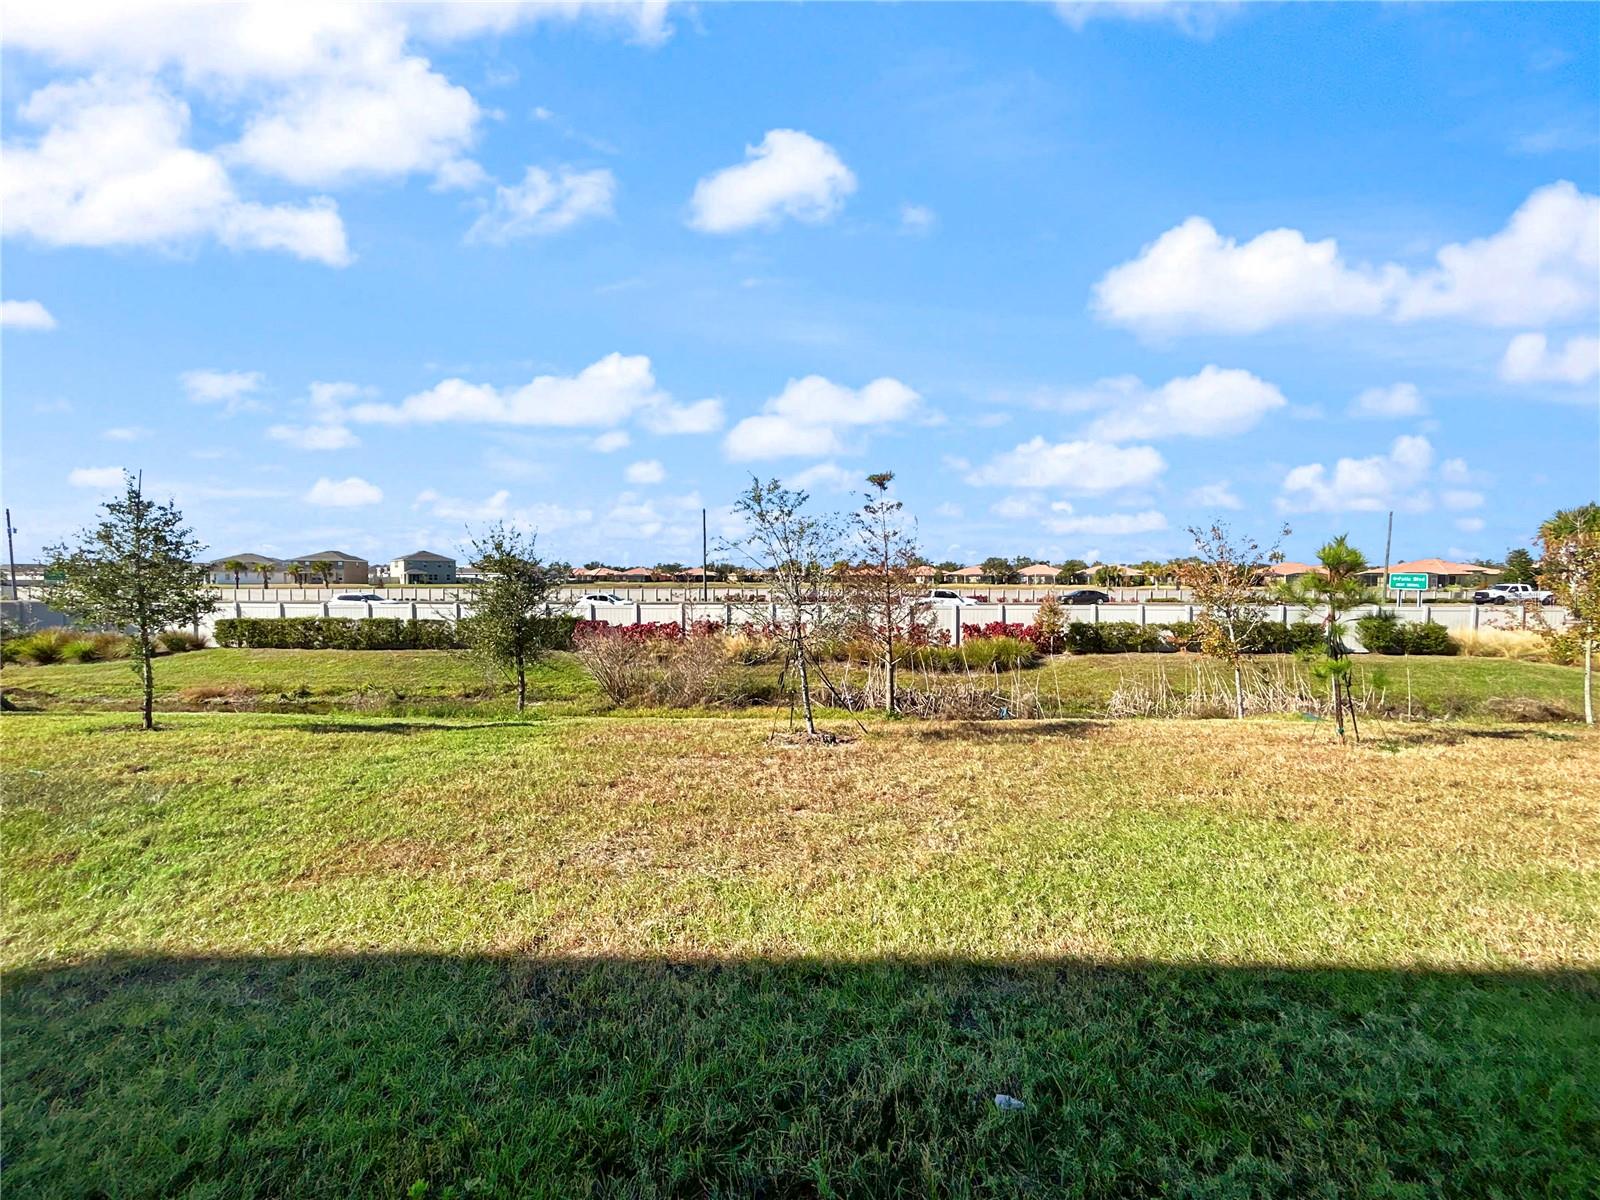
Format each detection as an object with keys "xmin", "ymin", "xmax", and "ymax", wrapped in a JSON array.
[
  {"xmin": 311, "ymin": 559, "xmax": 335, "ymax": 586},
  {"xmin": 259, "ymin": 560, "xmax": 275, "ymax": 588},
  {"xmin": 1539, "ymin": 503, "xmax": 1600, "ymax": 725},
  {"xmin": 223, "ymin": 558, "xmax": 247, "ymax": 589}
]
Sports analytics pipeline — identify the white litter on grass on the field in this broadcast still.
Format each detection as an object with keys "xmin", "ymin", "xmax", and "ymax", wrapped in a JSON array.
[{"xmin": 994, "ymin": 1094, "xmax": 1025, "ymax": 1111}]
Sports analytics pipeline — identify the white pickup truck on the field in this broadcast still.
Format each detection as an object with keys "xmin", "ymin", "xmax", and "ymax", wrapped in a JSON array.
[{"xmin": 1473, "ymin": 582, "xmax": 1555, "ymax": 605}]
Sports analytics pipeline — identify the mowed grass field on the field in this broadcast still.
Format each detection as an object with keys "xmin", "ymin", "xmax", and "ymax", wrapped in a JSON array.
[
  {"xmin": 4, "ymin": 710, "xmax": 1597, "ymax": 1197},
  {"xmin": 2, "ymin": 645, "xmax": 1588, "ymax": 720}
]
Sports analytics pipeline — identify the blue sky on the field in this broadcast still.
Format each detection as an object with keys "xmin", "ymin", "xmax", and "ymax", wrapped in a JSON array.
[{"xmin": 3, "ymin": 1, "xmax": 1597, "ymax": 569}]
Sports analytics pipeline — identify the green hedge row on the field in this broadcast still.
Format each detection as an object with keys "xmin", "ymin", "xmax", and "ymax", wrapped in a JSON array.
[
  {"xmin": 1062, "ymin": 620, "xmax": 1325, "ymax": 655},
  {"xmin": 1355, "ymin": 613, "xmax": 1459, "ymax": 656}
]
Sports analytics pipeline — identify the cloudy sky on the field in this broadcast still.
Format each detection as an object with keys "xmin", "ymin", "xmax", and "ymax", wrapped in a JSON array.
[{"xmin": 3, "ymin": 1, "xmax": 1596, "ymax": 567}]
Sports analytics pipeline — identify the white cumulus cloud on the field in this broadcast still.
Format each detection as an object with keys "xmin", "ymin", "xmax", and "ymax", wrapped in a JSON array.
[
  {"xmin": 1499, "ymin": 332, "xmax": 1600, "ymax": 385},
  {"xmin": 347, "ymin": 353, "xmax": 668, "ymax": 430},
  {"xmin": 1082, "ymin": 365, "xmax": 1287, "ymax": 441},
  {"xmin": 3, "ymin": 76, "xmax": 349, "ymax": 266},
  {"xmin": 723, "ymin": 375, "xmax": 921, "ymax": 461},
  {"xmin": 1277, "ymin": 435, "xmax": 1437, "ymax": 513},
  {"xmin": 624, "ymin": 459, "xmax": 666, "ymax": 484},
  {"xmin": 1094, "ymin": 181, "xmax": 1597, "ymax": 337},
  {"xmin": 0, "ymin": 299, "xmax": 57, "ymax": 330},
  {"xmin": 689, "ymin": 130, "xmax": 856, "ymax": 234},
  {"xmin": 305, "ymin": 476, "xmax": 382, "ymax": 507}
]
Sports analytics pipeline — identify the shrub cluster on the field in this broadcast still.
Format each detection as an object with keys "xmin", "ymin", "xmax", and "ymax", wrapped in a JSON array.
[
  {"xmin": 1062, "ymin": 620, "xmax": 1323, "ymax": 655},
  {"xmin": 3, "ymin": 628, "xmax": 133, "ymax": 665},
  {"xmin": 214, "ymin": 617, "xmax": 467, "ymax": 650},
  {"xmin": 1356, "ymin": 612, "xmax": 1459, "ymax": 656}
]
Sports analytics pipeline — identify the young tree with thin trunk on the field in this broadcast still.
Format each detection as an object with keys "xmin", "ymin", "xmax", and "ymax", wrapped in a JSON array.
[
  {"xmin": 1539, "ymin": 503, "xmax": 1600, "ymax": 725},
  {"xmin": 845, "ymin": 472, "xmax": 926, "ymax": 715},
  {"xmin": 1179, "ymin": 521, "xmax": 1288, "ymax": 719},
  {"xmin": 723, "ymin": 477, "xmax": 841, "ymax": 737},
  {"xmin": 1285, "ymin": 534, "xmax": 1370, "ymax": 741},
  {"xmin": 44, "ymin": 472, "xmax": 215, "ymax": 730},
  {"xmin": 459, "ymin": 524, "xmax": 561, "ymax": 712}
]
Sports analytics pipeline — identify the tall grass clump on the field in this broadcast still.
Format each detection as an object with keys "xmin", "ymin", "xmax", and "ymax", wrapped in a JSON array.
[{"xmin": 3, "ymin": 628, "xmax": 133, "ymax": 665}]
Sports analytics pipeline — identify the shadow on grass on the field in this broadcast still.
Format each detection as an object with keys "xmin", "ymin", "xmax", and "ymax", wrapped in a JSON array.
[
  {"xmin": 299, "ymin": 720, "xmax": 550, "ymax": 735},
  {"xmin": 900, "ymin": 719, "xmax": 1105, "ymax": 742},
  {"xmin": 4, "ymin": 953, "xmax": 1595, "ymax": 1198}
]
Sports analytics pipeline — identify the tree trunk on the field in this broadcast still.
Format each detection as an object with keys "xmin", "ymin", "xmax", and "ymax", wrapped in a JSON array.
[
  {"xmin": 1586, "ymin": 638, "xmax": 1594, "ymax": 727},
  {"xmin": 516, "ymin": 655, "xmax": 527, "ymax": 712},
  {"xmin": 885, "ymin": 643, "xmax": 896, "ymax": 716},
  {"xmin": 1332, "ymin": 677, "xmax": 1345, "ymax": 741},
  {"xmin": 141, "ymin": 647, "xmax": 155, "ymax": 731},
  {"xmin": 1233, "ymin": 664, "xmax": 1244, "ymax": 720},
  {"xmin": 796, "ymin": 641, "xmax": 817, "ymax": 736}
]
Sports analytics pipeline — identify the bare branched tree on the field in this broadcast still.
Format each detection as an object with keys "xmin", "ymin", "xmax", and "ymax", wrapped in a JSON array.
[
  {"xmin": 722, "ymin": 477, "xmax": 842, "ymax": 737},
  {"xmin": 1179, "ymin": 521, "xmax": 1288, "ymax": 719},
  {"xmin": 843, "ymin": 472, "xmax": 927, "ymax": 715}
]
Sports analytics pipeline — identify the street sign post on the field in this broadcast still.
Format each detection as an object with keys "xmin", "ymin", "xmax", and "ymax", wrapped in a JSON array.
[{"xmin": 1388, "ymin": 572, "xmax": 1427, "ymax": 606}]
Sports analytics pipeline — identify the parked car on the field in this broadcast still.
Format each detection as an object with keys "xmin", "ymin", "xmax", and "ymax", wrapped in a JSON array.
[
  {"xmin": 1061, "ymin": 589, "xmax": 1112, "ymax": 605},
  {"xmin": 928, "ymin": 589, "xmax": 967, "ymax": 605},
  {"xmin": 1473, "ymin": 582, "xmax": 1555, "ymax": 605},
  {"xmin": 333, "ymin": 592, "xmax": 390, "ymax": 603},
  {"xmin": 571, "ymin": 592, "xmax": 631, "ymax": 611}
]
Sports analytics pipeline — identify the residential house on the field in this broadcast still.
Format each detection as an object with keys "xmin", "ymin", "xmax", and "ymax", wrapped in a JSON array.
[
  {"xmin": 207, "ymin": 553, "xmax": 278, "ymax": 586},
  {"xmin": 279, "ymin": 551, "xmax": 370, "ymax": 585},
  {"xmin": 1358, "ymin": 558, "xmax": 1500, "ymax": 588},
  {"xmin": 1018, "ymin": 563, "xmax": 1058, "ymax": 583},
  {"xmin": 388, "ymin": 551, "xmax": 456, "ymax": 584},
  {"xmin": 620, "ymin": 566, "xmax": 655, "ymax": 581},
  {"xmin": 948, "ymin": 565, "xmax": 985, "ymax": 582},
  {"xmin": 1262, "ymin": 561, "xmax": 1324, "ymax": 584}
]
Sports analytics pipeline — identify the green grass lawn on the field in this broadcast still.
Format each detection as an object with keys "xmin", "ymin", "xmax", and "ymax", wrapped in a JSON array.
[
  {"xmin": 4, "ymin": 712, "xmax": 1596, "ymax": 1196},
  {"xmin": 3, "ymin": 646, "xmax": 1586, "ymax": 722},
  {"xmin": 1, "ymin": 647, "xmax": 598, "ymax": 713}
]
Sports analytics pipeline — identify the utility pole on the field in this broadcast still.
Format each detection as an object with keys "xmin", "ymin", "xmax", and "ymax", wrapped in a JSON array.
[
  {"xmin": 701, "ymin": 508, "xmax": 709, "ymax": 601},
  {"xmin": 5, "ymin": 508, "xmax": 17, "ymax": 600},
  {"xmin": 1381, "ymin": 509, "xmax": 1393, "ymax": 608}
]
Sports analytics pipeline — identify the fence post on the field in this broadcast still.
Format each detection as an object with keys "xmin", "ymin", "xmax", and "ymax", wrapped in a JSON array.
[
  {"xmin": 366, "ymin": 602, "xmax": 374, "ymax": 619},
  {"xmin": 1472, "ymin": 604, "xmax": 1479, "ymax": 631},
  {"xmin": 725, "ymin": 602, "xmax": 734, "ymax": 628},
  {"xmin": 1280, "ymin": 603, "xmax": 1289, "ymax": 627},
  {"xmin": 1187, "ymin": 604, "xmax": 1195, "ymax": 621},
  {"xmin": 953, "ymin": 610, "xmax": 961, "ymax": 646},
  {"xmin": 635, "ymin": 601, "xmax": 643, "ymax": 625},
  {"xmin": 681, "ymin": 601, "xmax": 688, "ymax": 631},
  {"xmin": 1138, "ymin": 603, "xmax": 1147, "ymax": 627},
  {"xmin": 999, "ymin": 602, "xmax": 1007, "ymax": 627},
  {"xmin": 455, "ymin": 602, "xmax": 464, "ymax": 622},
  {"xmin": 278, "ymin": 601, "xmax": 287, "ymax": 618},
  {"xmin": 410, "ymin": 602, "xmax": 419, "ymax": 621},
  {"xmin": 1092, "ymin": 603, "xmax": 1100, "ymax": 625},
  {"xmin": 1422, "ymin": 604, "xmax": 1432, "ymax": 625}
]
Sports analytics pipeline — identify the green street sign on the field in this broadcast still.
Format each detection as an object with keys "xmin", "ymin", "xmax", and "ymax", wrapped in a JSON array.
[
  {"xmin": 43, "ymin": 570, "xmax": 65, "ymax": 583},
  {"xmin": 1388, "ymin": 573, "xmax": 1427, "ymax": 591}
]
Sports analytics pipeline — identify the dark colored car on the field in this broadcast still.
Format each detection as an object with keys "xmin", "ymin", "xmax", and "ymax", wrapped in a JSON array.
[{"xmin": 1061, "ymin": 589, "xmax": 1111, "ymax": 605}]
